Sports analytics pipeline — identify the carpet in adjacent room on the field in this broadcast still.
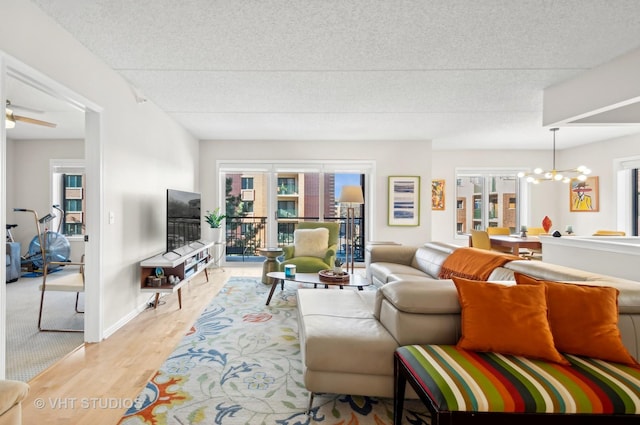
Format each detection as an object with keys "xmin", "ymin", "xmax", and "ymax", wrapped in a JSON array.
[
  {"xmin": 119, "ymin": 276, "xmax": 430, "ymax": 424},
  {"xmin": 6, "ymin": 272, "xmax": 84, "ymax": 382}
]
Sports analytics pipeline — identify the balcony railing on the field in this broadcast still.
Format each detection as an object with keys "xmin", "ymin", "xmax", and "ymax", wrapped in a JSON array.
[{"xmin": 224, "ymin": 216, "xmax": 364, "ymax": 263}]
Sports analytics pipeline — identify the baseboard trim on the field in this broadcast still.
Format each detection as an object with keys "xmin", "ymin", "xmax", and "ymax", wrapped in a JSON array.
[{"xmin": 102, "ymin": 300, "xmax": 149, "ymax": 340}]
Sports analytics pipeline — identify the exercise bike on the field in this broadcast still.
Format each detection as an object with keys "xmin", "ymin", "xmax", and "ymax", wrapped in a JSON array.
[
  {"xmin": 6, "ymin": 224, "xmax": 21, "ymax": 282},
  {"xmin": 6, "ymin": 223, "xmax": 18, "ymax": 242},
  {"xmin": 14, "ymin": 205, "xmax": 71, "ymax": 272}
]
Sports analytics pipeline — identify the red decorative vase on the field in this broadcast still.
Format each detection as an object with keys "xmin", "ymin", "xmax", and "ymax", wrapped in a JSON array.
[{"xmin": 542, "ymin": 216, "xmax": 552, "ymax": 233}]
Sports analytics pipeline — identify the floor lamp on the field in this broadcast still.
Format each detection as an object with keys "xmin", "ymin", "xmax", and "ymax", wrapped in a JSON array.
[{"xmin": 338, "ymin": 185, "xmax": 364, "ymax": 274}]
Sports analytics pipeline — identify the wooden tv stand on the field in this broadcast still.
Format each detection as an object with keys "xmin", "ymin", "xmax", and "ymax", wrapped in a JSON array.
[{"xmin": 140, "ymin": 241, "xmax": 214, "ymax": 309}]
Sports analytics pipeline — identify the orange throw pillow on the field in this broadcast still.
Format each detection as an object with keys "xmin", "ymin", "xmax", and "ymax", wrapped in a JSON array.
[
  {"xmin": 452, "ymin": 277, "xmax": 569, "ymax": 365},
  {"xmin": 515, "ymin": 273, "xmax": 638, "ymax": 366}
]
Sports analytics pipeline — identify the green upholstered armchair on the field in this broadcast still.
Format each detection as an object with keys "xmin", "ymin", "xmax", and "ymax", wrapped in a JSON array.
[{"xmin": 280, "ymin": 222, "xmax": 340, "ymax": 273}]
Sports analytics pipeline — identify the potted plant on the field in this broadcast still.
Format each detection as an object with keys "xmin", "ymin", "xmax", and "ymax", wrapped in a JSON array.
[
  {"xmin": 204, "ymin": 208, "xmax": 226, "ymax": 242},
  {"xmin": 333, "ymin": 258, "xmax": 344, "ymax": 275}
]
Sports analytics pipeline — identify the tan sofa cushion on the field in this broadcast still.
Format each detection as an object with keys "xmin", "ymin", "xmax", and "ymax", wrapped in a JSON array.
[
  {"xmin": 411, "ymin": 242, "xmax": 457, "ymax": 278},
  {"xmin": 368, "ymin": 242, "xmax": 459, "ymax": 286},
  {"xmin": 505, "ymin": 259, "xmax": 596, "ymax": 281},
  {"xmin": 369, "ymin": 263, "xmax": 428, "ymax": 285},
  {"xmin": 297, "ymin": 289, "xmax": 397, "ymax": 376},
  {"xmin": 378, "ymin": 279, "xmax": 460, "ymax": 314}
]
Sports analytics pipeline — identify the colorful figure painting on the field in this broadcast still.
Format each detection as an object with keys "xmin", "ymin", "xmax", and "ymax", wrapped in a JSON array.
[
  {"xmin": 432, "ymin": 179, "xmax": 445, "ymax": 210},
  {"xmin": 569, "ymin": 176, "xmax": 599, "ymax": 212}
]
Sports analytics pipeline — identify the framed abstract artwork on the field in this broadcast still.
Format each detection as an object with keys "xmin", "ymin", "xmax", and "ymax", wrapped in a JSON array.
[
  {"xmin": 388, "ymin": 176, "xmax": 420, "ymax": 226},
  {"xmin": 432, "ymin": 179, "xmax": 445, "ymax": 210},
  {"xmin": 569, "ymin": 176, "xmax": 599, "ymax": 212}
]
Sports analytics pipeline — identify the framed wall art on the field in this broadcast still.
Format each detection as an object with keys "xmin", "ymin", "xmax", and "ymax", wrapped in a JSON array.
[
  {"xmin": 569, "ymin": 176, "xmax": 599, "ymax": 212},
  {"xmin": 432, "ymin": 179, "xmax": 445, "ymax": 210},
  {"xmin": 388, "ymin": 176, "xmax": 420, "ymax": 226}
]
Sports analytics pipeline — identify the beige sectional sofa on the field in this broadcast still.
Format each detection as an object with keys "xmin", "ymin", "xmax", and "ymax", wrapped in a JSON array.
[{"xmin": 296, "ymin": 242, "xmax": 640, "ymax": 410}]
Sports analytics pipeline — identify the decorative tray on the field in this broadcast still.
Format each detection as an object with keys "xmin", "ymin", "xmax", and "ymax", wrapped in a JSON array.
[{"xmin": 318, "ymin": 269, "xmax": 350, "ymax": 282}]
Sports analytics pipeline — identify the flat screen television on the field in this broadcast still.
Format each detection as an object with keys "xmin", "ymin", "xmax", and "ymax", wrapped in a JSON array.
[{"xmin": 166, "ymin": 189, "xmax": 201, "ymax": 253}]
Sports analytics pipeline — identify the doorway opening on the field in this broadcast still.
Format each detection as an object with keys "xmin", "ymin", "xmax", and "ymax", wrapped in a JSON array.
[{"xmin": 1, "ymin": 53, "xmax": 103, "ymax": 379}]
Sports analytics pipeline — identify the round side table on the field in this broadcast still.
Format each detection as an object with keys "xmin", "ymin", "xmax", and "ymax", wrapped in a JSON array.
[{"xmin": 257, "ymin": 247, "xmax": 283, "ymax": 285}]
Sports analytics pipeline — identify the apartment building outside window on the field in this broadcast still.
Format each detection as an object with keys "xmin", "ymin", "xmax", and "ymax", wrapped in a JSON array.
[
  {"xmin": 241, "ymin": 177, "xmax": 253, "ymax": 190},
  {"xmin": 277, "ymin": 177, "xmax": 297, "ymax": 195},
  {"xmin": 63, "ymin": 174, "xmax": 85, "ymax": 236},
  {"xmin": 51, "ymin": 160, "xmax": 86, "ymax": 237},
  {"xmin": 455, "ymin": 170, "xmax": 523, "ymax": 234},
  {"xmin": 277, "ymin": 200, "xmax": 297, "ymax": 218},
  {"xmin": 218, "ymin": 160, "xmax": 372, "ymax": 264}
]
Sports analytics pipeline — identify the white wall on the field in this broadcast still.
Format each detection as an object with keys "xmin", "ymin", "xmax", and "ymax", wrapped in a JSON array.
[
  {"xmin": 1, "ymin": 2, "xmax": 199, "ymax": 337},
  {"xmin": 199, "ymin": 139, "xmax": 433, "ymax": 247},
  {"xmin": 6, "ymin": 138, "xmax": 85, "ymax": 261},
  {"xmin": 553, "ymin": 132, "xmax": 640, "ymax": 234}
]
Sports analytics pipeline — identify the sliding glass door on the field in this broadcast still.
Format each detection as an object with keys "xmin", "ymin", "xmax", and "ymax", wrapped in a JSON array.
[
  {"xmin": 220, "ymin": 162, "xmax": 370, "ymax": 264},
  {"xmin": 223, "ymin": 172, "xmax": 268, "ymax": 262}
]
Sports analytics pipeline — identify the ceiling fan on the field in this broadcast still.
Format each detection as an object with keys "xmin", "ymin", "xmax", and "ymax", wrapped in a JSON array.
[{"xmin": 5, "ymin": 100, "xmax": 57, "ymax": 128}]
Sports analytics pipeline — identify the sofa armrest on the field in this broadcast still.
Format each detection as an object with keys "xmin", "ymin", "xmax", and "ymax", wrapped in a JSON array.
[
  {"xmin": 374, "ymin": 280, "xmax": 464, "ymax": 346},
  {"xmin": 322, "ymin": 244, "xmax": 337, "ymax": 265},
  {"xmin": 367, "ymin": 245, "xmax": 419, "ymax": 267},
  {"xmin": 0, "ymin": 380, "xmax": 29, "ymax": 419},
  {"xmin": 282, "ymin": 245, "xmax": 294, "ymax": 260},
  {"xmin": 375, "ymin": 279, "xmax": 462, "ymax": 318}
]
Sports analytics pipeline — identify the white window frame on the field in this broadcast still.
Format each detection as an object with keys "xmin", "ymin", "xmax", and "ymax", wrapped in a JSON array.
[
  {"xmin": 217, "ymin": 159, "xmax": 375, "ymax": 254},
  {"xmin": 454, "ymin": 168, "xmax": 528, "ymax": 239},
  {"xmin": 614, "ymin": 155, "xmax": 640, "ymax": 234}
]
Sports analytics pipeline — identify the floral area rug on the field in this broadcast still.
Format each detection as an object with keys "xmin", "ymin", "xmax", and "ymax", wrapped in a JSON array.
[{"xmin": 119, "ymin": 276, "xmax": 430, "ymax": 425}]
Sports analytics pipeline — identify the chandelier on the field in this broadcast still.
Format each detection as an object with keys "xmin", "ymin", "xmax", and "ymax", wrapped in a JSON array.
[{"xmin": 518, "ymin": 128, "xmax": 591, "ymax": 184}]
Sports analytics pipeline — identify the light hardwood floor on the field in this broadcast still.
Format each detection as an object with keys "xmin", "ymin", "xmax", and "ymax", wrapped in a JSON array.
[{"xmin": 22, "ymin": 266, "xmax": 261, "ymax": 425}]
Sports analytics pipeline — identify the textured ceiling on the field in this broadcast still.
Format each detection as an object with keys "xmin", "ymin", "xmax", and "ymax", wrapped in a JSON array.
[{"xmin": 15, "ymin": 0, "xmax": 640, "ymax": 149}]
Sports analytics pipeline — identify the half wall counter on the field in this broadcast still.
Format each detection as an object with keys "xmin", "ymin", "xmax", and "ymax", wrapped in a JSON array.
[{"xmin": 541, "ymin": 235, "xmax": 640, "ymax": 281}]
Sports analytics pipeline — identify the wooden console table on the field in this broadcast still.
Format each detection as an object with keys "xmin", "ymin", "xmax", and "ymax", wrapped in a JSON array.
[{"xmin": 140, "ymin": 241, "xmax": 214, "ymax": 309}]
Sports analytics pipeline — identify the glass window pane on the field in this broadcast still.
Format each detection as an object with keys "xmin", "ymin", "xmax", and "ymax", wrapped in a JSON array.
[
  {"xmin": 276, "ymin": 173, "xmax": 314, "ymax": 247},
  {"xmin": 53, "ymin": 171, "xmax": 86, "ymax": 237},
  {"xmin": 224, "ymin": 173, "xmax": 267, "ymax": 261},
  {"xmin": 241, "ymin": 177, "xmax": 254, "ymax": 190},
  {"xmin": 333, "ymin": 173, "xmax": 365, "ymax": 263},
  {"xmin": 220, "ymin": 164, "xmax": 369, "ymax": 264},
  {"xmin": 276, "ymin": 177, "xmax": 297, "ymax": 195},
  {"xmin": 277, "ymin": 200, "xmax": 297, "ymax": 217},
  {"xmin": 456, "ymin": 173, "xmax": 519, "ymax": 234}
]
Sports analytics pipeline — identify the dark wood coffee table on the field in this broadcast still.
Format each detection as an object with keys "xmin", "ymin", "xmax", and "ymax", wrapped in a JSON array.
[{"xmin": 265, "ymin": 271, "xmax": 370, "ymax": 305}]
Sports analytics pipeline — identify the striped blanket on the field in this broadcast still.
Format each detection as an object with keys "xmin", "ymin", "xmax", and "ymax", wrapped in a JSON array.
[{"xmin": 396, "ymin": 345, "xmax": 640, "ymax": 415}]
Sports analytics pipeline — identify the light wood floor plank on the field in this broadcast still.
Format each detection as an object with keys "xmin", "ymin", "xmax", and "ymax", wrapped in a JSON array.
[{"xmin": 22, "ymin": 266, "xmax": 261, "ymax": 425}]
